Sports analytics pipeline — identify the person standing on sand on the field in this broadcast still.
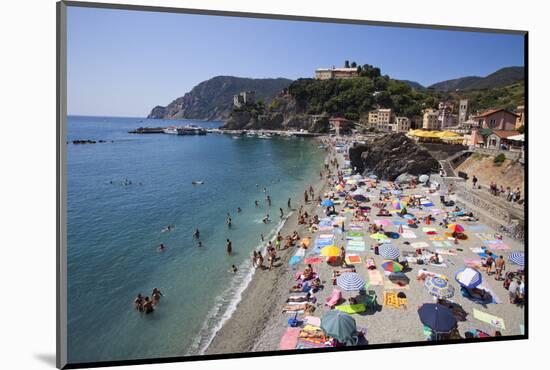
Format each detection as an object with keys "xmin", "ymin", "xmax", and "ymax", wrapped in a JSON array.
[
  {"xmin": 495, "ymin": 255, "xmax": 506, "ymax": 280},
  {"xmin": 226, "ymin": 239, "xmax": 232, "ymax": 255},
  {"xmin": 472, "ymin": 175, "xmax": 478, "ymax": 189},
  {"xmin": 340, "ymin": 246, "xmax": 346, "ymax": 266},
  {"xmin": 252, "ymin": 251, "xmax": 258, "ymax": 268},
  {"xmin": 257, "ymin": 251, "xmax": 264, "ymax": 268},
  {"xmin": 304, "ymin": 190, "xmax": 309, "ymax": 204}
]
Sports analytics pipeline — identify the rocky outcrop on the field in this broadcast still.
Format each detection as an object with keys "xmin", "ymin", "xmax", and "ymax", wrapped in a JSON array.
[
  {"xmin": 147, "ymin": 76, "xmax": 292, "ymax": 121},
  {"xmin": 349, "ymin": 133, "xmax": 439, "ymax": 180},
  {"xmin": 221, "ymin": 93, "xmax": 329, "ymax": 133}
]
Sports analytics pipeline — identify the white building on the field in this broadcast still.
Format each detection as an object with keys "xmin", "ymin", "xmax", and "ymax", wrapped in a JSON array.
[
  {"xmin": 392, "ymin": 116, "xmax": 410, "ymax": 132},
  {"xmin": 422, "ymin": 109, "xmax": 439, "ymax": 130}
]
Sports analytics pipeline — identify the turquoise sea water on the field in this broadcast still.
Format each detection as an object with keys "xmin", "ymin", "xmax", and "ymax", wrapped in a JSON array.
[{"xmin": 66, "ymin": 116, "xmax": 325, "ymax": 363}]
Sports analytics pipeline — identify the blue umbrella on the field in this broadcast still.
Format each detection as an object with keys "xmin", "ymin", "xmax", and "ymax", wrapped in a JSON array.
[
  {"xmin": 424, "ymin": 276, "xmax": 455, "ymax": 299},
  {"xmin": 336, "ymin": 272, "xmax": 365, "ymax": 291},
  {"xmin": 418, "ymin": 303, "xmax": 457, "ymax": 333},
  {"xmin": 321, "ymin": 199, "xmax": 334, "ymax": 207},
  {"xmin": 321, "ymin": 310, "xmax": 357, "ymax": 343},
  {"xmin": 454, "ymin": 267, "xmax": 482, "ymax": 288},
  {"xmin": 508, "ymin": 252, "xmax": 525, "ymax": 266},
  {"xmin": 379, "ymin": 244, "xmax": 400, "ymax": 260}
]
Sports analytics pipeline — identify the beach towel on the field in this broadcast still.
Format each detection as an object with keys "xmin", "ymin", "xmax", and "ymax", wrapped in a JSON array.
[
  {"xmin": 289, "ymin": 255, "xmax": 303, "ymax": 265},
  {"xmin": 464, "ymin": 258, "xmax": 483, "ymax": 268},
  {"xmin": 304, "ymin": 316, "xmax": 321, "ymax": 326},
  {"xmin": 346, "ymin": 245, "xmax": 366, "ymax": 252},
  {"xmin": 417, "ymin": 269, "xmax": 447, "ymax": 280},
  {"xmin": 279, "ymin": 327, "xmax": 301, "ymax": 350},
  {"xmin": 367, "ymin": 270, "xmax": 384, "ymax": 285},
  {"xmin": 347, "ymin": 240, "xmax": 365, "ymax": 247},
  {"xmin": 475, "ymin": 233, "xmax": 494, "ymax": 241},
  {"xmin": 304, "ymin": 257, "xmax": 323, "ymax": 264},
  {"xmin": 383, "ymin": 291, "xmax": 407, "ymax": 308},
  {"xmin": 345, "ymin": 255, "xmax": 362, "ymax": 264},
  {"xmin": 392, "ymin": 220, "xmax": 408, "ymax": 226},
  {"xmin": 315, "ymin": 239, "xmax": 334, "ymax": 247},
  {"xmin": 432, "ymin": 241, "xmax": 454, "ymax": 248},
  {"xmin": 473, "ymin": 309, "xmax": 506, "ymax": 330},
  {"xmin": 375, "ymin": 219, "xmax": 392, "ymax": 227},
  {"xmin": 422, "ymin": 227, "xmax": 437, "ymax": 232},
  {"xmin": 428, "ymin": 236, "xmax": 446, "ymax": 241},
  {"xmin": 484, "ymin": 240, "xmax": 505, "ymax": 245},
  {"xmin": 402, "ymin": 230, "xmax": 417, "ymax": 239},
  {"xmin": 411, "ymin": 242, "xmax": 430, "ymax": 249},
  {"xmin": 349, "ymin": 224, "xmax": 364, "ymax": 231},
  {"xmin": 347, "ymin": 231, "xmax": 364, "ymax": 237},
  {"xmin": 346, "ymin": 236, "xmax": 364, "ymax": 242},
  {"xmin": 428, "ymin": 263, "xmax": 448, "ymax": 268},
  {"xmin": 319, "ymin": 233, "xmax": 335, "ymax": 239},
  {"xmin": 435, "ymin": 248, "xmax": 457, "ymax": 256},
  {"xmin": 489, "ymin": 243, "xmax": 510, "ymax": 250},
  {"xmin": 296, "ymin": 339, "xmax": 329, "ymax": 349},
  {"xmin": 335, "ymin": 303, "xmax": 367, "ymax": 314},
  {"xmin": 421, "ymin": 201, "xmax": 434, "ymax": 207}
]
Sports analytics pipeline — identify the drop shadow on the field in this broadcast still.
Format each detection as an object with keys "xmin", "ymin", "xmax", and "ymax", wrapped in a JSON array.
[{"xmin": 34, "ymin": 353, "xmax": 56, "ymax": 367}]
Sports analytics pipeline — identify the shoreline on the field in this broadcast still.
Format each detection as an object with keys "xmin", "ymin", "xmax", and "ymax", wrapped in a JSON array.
[{"xmin": 204, "ymin": 140, "xmax": 331, "ymax": 355}]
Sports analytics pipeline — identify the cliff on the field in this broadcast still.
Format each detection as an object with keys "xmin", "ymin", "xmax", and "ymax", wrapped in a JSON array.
[
  {"xmin": 348, "ymin": 133, "xmax": 439, "ymax": 180},
  {"xmin": 147, "ymin": 76, "xmax": 292, "ymax": 121}
]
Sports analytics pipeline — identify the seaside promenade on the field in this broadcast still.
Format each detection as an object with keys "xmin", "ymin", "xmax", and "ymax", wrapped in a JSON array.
[{"xmin": 206, "ymin": 138, "xmax": 525, "ymax": 354}]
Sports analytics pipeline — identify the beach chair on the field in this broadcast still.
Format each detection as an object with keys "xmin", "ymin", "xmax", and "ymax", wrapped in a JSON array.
[{"xmin": 324, "ymin": 289, "xmax": 342, "ymax": 308}]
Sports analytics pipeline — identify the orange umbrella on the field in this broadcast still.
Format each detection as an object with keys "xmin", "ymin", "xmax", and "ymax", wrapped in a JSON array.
[{"xmin": 448, "ymin": 224, "xmax": 465, "ymax": 233}]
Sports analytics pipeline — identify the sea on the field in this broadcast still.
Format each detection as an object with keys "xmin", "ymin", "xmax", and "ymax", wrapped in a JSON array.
[{"xmin": 66, "ymin": 116, "xmax": 325, "ymax": 363}]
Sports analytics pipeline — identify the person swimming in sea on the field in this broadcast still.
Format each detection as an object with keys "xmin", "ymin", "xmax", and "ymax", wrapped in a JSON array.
[
  {"xmin": 197, "ymin": 240, "xmax": 202, "ymax": 248},
  {"xmin": 255, "ymin": 200, "xmax": 259, "ymax": 207},
  {"xmin": 151, "ymin": 288, "xmax": 163, "ymax": 305},
  {"xmin": 229, "ymin": 265, "xmax": 238, "ymax": 273},
  {"xmin": 161, "ymin": 225, "xmax": 173, "ymax": 233},
  {"xmin": 157, "ymin": 243, "xmax": 166, "ymax": 252},
  {"xmin": 263, "ymin": 214, "xmax": 271, "ymax": 224},
  {"xmin": 237, "ymin": 207, "xmax": 242, "ymax": 213},
  {"xmin": 193, "ymin": 228, "xmax": 200, "ymax": 239},
  {"xmin": 227, "ymin": 217, "xmax": 232, "ymax": 228},
  {"xmin": 226, "ymin": 239, "xmax": 233, "ymax": 254}
]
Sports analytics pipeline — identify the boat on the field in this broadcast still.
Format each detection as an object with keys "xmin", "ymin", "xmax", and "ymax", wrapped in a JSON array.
[
  {"xmin": 163, "ymin": 125, "xmax": 207, "ymax": 135},
  {"xmin": 232, "ymin": 136, "xmax": 240, "ymax": 139},
  {"xmin": 163, "ymin": 126, "xmax": 179, "ymax": 135},
  {"xmin": 192, "ymin": 180, "xmax": 204, "ymax": 185}
]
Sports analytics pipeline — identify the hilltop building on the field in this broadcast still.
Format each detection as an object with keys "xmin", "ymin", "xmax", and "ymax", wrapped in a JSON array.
[
  {"xmin": 458, "ymin": 99, "xmax": 469, "ymax": 124},
  {"xmin": 233, "ymin": 91, "xmax": 256, "ymax": 108},
  {"xmin": 473, "ymin": 108, "xmax": 518, "ymax": 131},
  {"xmin": 422, "ymin": 109, "xmax": 439, "ymax": 130},
  {"xmin": 315, "ymin": 66, "xmax": 359, "ymax": 80}
]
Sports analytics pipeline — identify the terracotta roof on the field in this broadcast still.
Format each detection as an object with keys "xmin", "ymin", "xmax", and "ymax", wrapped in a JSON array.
[
  {"xmin": 329, "ymin": 117, "xmax": 348, "ymax": 122},
  {"xmin": 474, "ymin": 108, "xmax": 519, "ymax": 118},
  {"xmin": 490, "ymin": 130, "xmax": 520, "ymax": 138}
]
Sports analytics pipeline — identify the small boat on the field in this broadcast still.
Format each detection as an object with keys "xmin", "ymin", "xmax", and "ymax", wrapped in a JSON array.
[
  {"xmin": 192, "ymin": 180, "xmax": 204, "ymax": 185},
  {"xmin": 232, "ymin": 136, "xmax": 240, "ymax": 139}
]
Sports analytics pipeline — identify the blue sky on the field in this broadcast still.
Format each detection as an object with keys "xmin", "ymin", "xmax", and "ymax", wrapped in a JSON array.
[{"xmin": 67, "ymin": 6, "xmax": 525, "ymax": 117}]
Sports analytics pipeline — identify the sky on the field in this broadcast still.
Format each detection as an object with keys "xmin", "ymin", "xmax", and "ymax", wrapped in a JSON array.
[{"xmin": 67, "ymin": 6, "xmax": 525, "ymax": 117}]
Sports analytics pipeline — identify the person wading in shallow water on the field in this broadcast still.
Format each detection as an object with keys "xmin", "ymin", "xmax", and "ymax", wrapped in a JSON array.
[
  {"xmin": 226, "ymin": 239, "xmax": 233, "ymax": 255},
  {"xmin": 288, "ymin": 198, "xmax": 291, "ymax": 208}
]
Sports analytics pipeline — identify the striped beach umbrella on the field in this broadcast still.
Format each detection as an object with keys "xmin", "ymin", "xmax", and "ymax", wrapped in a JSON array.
[
  {"xmin": 454, "ymin": 267, "xmax": 482, "ymax": 288},
  {"xmin": 370, "ymin": 232, "xmax": 388, "ymax": 240},
  {"xmin": 508, "ymin": 251, "xmax": 525, "ymax": 266},
  {"xmin": 320, "ymin": 245, "xmax": 340, "ymax": 257},
  {"xmin": 379, "ymin": 244, "xmax": 400, "ymax": 260},
  {"xmin": 425, "ymin": 276, "xmax": 455, "ymax": 299},
  {"xmin": 381, "ymin": 260, "xmax": 403, "ymax": 272},
  {"xmin": 447, "ymin": 224, "xmax": 465, "ymax": 233},
  {"xmin": 336, "ymin": 272, "xmax": 365, "ymax": 291}
]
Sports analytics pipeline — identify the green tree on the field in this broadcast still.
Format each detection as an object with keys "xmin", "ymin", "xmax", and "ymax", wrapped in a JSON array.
[{"xmin": 345, "ymin": 60, "xmax": 350, "ymax": 68}]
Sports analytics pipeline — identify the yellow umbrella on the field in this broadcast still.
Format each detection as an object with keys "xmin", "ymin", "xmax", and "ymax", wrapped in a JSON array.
[{"xmin": 321, "ymin": 245, "xmax": 340, "ymax": 257}]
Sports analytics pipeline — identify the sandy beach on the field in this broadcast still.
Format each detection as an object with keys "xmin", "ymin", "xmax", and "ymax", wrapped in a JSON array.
[{"xmin": 206, "ymin": 138, "xmax": 525, "ymax": 355}]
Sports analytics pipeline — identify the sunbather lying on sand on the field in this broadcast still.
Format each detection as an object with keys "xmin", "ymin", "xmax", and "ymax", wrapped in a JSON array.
[
  {"xmin": 287, "ymin": 292, "xmax": 316, "ymax": 303},
  {"xmin": 282, "ymin": 303, "xmax": 315, "ymax": 314}
]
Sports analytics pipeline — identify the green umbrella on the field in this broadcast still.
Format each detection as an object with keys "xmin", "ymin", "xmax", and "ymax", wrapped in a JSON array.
[{"xmin": 320, "ymin": 310, "xmax": 357, "ymax": 344}]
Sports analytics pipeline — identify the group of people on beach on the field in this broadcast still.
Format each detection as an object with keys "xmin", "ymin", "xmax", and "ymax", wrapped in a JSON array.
[
  {"xmin": 487, "ymin": 180, "xmax": 522, "ymax": 203},
  {"xmin": 133, "ymin": 288, "xmax": 163, "ymax": 315}
]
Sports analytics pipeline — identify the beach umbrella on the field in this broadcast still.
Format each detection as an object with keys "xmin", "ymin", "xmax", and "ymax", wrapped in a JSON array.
[
  {"xmin": 419, "ymin": 175, "xmax": 430, "ymax": 183},
  {"xmin": 321, "ymin": 199, "xmax": 334, "ymax": 207},
  {"xmin": 352, "ymin": 194, "xmax": 368, "ymax": 202},
  {"xmin": 392, "ymin": 199, "xmax": 407, "ymax": 210},
  {"xmin": 391, "ymin": 190, "xmax": 402, "ymax": 195},
  {"xmin": 508, "ymin": 251, "xmax": 525, "ymax": 266},
  {"xmin": 335, "ymin": 184, "xmax": 344, "ymax": 191},
  {"xmin": 368, "ymin": 174, "xmax": 378, "ymax": 180},
  {"xmin": 336, "ymin": 272, "xmax": 366, "ymax": 291},
  {"xmin": 403, "ymin": 214, "xmax": 415, "ymax": 220},
  {"xmin": 454, "ymin": 267, "xmax": 482, "ymax": 288},
  {"xmin": 447, "ymin": 224, "xmax": 465, "ymax": 233},
  {"xmin": 381, "ymin": 260, "xmax": 403, "ymax": 272},
  {"xmin": 320, "ymin": 310, "xmax": 357, "ymax": 343},
  {"xmin": 424, "ymin": 276, "xmax": 455, "ymax": 299},
  {"xmin": 388, "ymin": 272, "xmax": 410, "ymax": 285},
  {"xmin": 320, "ymin": 245, "xmax": 340, "ymax": 257},
  {"xmin": 379, "ymin": 244, "xmax": 400, "ymax": 260},
  {"xmin": 418, "ymin": 303, "xmax": 457, "ymax": 333},
  {"xmin": 370, "ymin": 232, "xmax": 388, "ymax": 240}
]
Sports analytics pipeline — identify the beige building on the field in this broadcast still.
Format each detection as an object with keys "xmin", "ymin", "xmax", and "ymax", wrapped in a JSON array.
[
  {"xmin": 368, "ymin": 108, "xmax": 394, "ymax": 132},
  {"xmin": 515, "ymin": 105, "xmax": 525, "ymax": 129},
  {"xmin": 315, "ymin": 67, "xmax": 359, "ymax": 80},
  {"xmin": 422, "ymin": 109, "xmax": 440, "ymax": 130},
  {"xmin": 392, "ymin": 116, "xmax": 410, "ymax": 132}
]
